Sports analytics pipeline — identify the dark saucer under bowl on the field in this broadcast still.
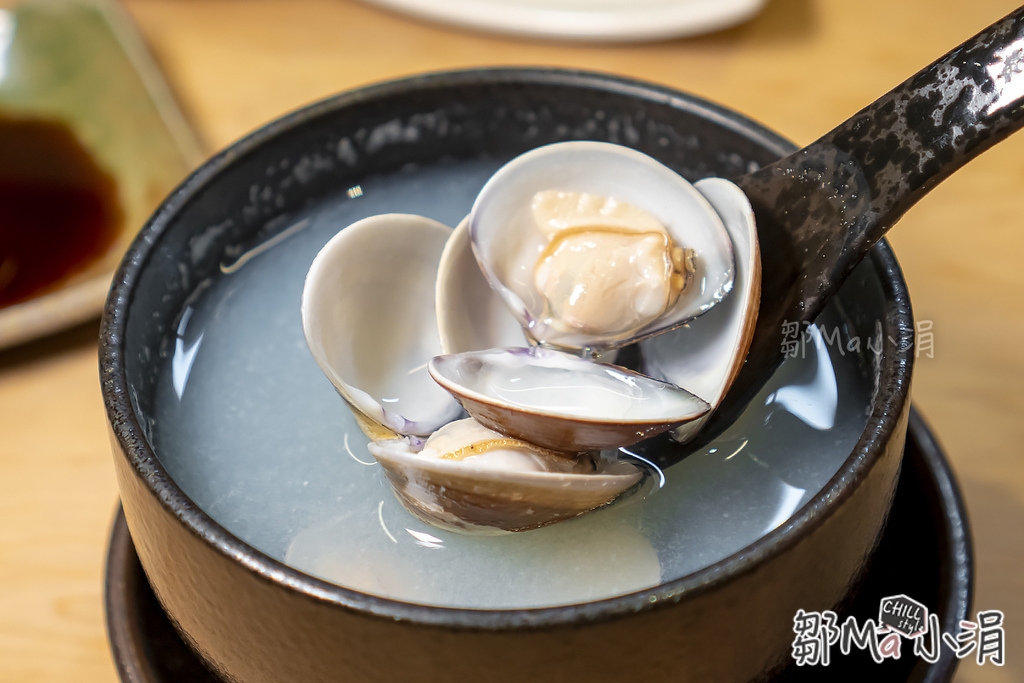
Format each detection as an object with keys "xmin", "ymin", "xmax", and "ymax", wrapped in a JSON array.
[{"xmin": 105, "ymin": 407, "xmax": 971, "ymax": 683}]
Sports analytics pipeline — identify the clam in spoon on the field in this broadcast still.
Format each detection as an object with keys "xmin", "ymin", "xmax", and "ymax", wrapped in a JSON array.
[
  {"xmin": 303, "ymin": 213, "xmax": 705, "ymax": 533},
  {"xmin": 304, "ymin": 7, "xmax": 1024, "ymax": 531},
  {"xmin": 698, "ymin": 6, "xmax": 1024, "ymax": 445}
]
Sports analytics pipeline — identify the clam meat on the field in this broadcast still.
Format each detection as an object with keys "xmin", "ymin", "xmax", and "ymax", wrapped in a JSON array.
[
  {"xmin": 530, "ymin": 190, "xmax": 697, "ymax": 339},
  {"xmin": 469, "ymin": 141, "xmax": 736, "ymax": 352},
  {"xmin": 301, "ymin": 141, "xmax": 760, "ymax": 534}
]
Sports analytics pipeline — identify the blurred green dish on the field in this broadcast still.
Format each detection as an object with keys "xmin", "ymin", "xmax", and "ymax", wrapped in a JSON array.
[{"xmin": 0, "ymin": 0, "xmax": 202, "ymax": 348}]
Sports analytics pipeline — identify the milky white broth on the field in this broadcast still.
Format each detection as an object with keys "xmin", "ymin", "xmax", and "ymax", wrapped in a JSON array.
[{"xmin": 151, "ymin": 157, "xmax": 873, "ymax": 609}]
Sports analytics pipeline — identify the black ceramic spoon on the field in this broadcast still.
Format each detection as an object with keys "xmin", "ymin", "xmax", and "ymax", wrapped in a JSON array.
[{"xmin": 696, "ymin": 6, "xmax": 1024, "ymax": 444}]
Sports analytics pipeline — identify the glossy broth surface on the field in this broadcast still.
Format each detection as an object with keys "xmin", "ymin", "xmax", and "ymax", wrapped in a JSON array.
[{"xmin": 152, "ymin": 158, "xmax": 873, "ymax": 609}]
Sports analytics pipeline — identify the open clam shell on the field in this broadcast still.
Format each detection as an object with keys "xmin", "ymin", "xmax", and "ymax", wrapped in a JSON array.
[
  {"xmin": 435, "ymin": 216, "xmax": 620, "ymax": 364},
  {"xmin": 469, "ymin": 141, "xmax": 736, "ymax": 352},
  {"xmin": 301, "ymin": 213, "xmax": 464, "ymax": 439},
  {"xmin": 368, "ymin": 431, "xmax": 643, "ymax": 533},
  {"xmin": 428, "ymin": 346, "xmax": 711, "ymax": 452},
  {"xmin": 640, "ymin": 178, "xmax": 761, "ymax": 442},
  {"xmin": 435, "ymin": 216, "xmax": 529, "ymax": 354}
]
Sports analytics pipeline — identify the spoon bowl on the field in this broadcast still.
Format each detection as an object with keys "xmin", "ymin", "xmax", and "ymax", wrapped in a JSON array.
[{"xmin": 703, "ymin": 6, "xmax": 1024, "ymax": 443}]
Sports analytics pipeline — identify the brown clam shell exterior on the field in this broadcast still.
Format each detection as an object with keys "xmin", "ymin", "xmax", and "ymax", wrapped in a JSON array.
[
  {"xmin": 371, "ymin": 443, "xmax": 643, "ymax": 532},
  {"xmin": 457, "ymin": 394, "xmax": 694, "ymax": 453},
  {"xmin": 428, "ymin": 348, "xmax": 711, "ymax": 453}
]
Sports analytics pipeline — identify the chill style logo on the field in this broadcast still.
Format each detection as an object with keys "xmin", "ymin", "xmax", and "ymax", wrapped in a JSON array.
[
  {"xmin": 792, "ymin": 595, "xmax": 1005, "ymax": 667},
  {"xmin": 879, "ymin": 595, "xmax": 927, "ymax": 638}
]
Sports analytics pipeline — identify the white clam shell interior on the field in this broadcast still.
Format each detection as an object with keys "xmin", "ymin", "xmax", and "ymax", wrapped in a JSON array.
[
  {"xmin": 469, "ymin": 141, "xmax": 736, "ymax": 350},
  {"xmin": 436, "ymin": 217, "xmax": 620, "ymax": 364},
  {"xmin": 435, "ymin": 216, "xmax": 529, "ymax": 354},
  {"xmin": 640, "ymin": 177, "xmax": 761, "ymax": 442},
  {"xmin": 301, "ymin": 213, "xmax": 464, "ymax": 437},
  {"xmin": 300, "ymin": 143, "xmax": 759, "ymax": 532},
  {"xmin": 431, "ymin": 346, "xmax": 709, "ymax": 426},
  {"xmin": 428, "ymin": 346, "xmax": 711, "ymax": 452}
]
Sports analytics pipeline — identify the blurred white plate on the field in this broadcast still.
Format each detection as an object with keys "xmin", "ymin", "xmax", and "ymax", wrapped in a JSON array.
[{"xmin": 361, "ymin": 0, "xmax": 767, "ymax": 41}]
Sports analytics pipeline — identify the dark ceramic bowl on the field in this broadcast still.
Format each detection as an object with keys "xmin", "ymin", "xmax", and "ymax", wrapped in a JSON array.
[{"xmin": 100, "ymin": 68, "xmax": 914, "ymax": 683}]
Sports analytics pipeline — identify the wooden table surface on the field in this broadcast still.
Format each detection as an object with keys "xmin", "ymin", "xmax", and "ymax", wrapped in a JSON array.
[{"xmin": 1, "ymin": 1, "xmax": 1022, "ymax": 681}]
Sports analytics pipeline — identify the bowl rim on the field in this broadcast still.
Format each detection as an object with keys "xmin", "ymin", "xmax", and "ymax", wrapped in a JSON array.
[{"xmin": 99, "ymin": 66, "xmax": 915, "ymax": 630}]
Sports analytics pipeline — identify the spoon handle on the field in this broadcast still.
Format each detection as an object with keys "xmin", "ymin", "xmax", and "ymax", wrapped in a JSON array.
[{"xmin": 712, "ymin": 7, "xmax": 1024, "ymax": 438}]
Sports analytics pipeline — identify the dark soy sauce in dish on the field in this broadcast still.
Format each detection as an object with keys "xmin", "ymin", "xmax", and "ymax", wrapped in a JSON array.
[{"xmin": 0, "ymin": 113, "xmax": 121, "ymax": 307}]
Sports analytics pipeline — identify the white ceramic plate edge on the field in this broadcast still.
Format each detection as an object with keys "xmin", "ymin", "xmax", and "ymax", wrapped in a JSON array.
[
  {"xmin": 359, "ymin": 0, "xmax": 767, "ymax": 42},
  {"xmin": 0, "ymin": 275, "xmax": 111, "ymax": 348}
]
